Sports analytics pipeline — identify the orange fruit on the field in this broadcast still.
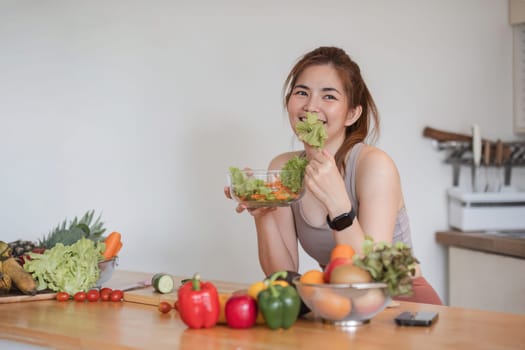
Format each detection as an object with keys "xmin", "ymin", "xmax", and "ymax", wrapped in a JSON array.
[
  {"xmin": 330, "ymin": 244, "xmax": 355, "ymax": 261},
  {"xmin": 300, "ymin": 270, "xmax": 325, "ymax": 284},
  {"xmin": 299, "ymin": 270, "xmax": 324, "ymax": 299},
  {"xmin": 312, "ymin": 289, "xmax": 352, "ymax": 320}
]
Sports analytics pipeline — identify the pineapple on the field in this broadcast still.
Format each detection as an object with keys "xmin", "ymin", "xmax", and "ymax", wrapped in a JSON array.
[{"xmin": 37, "ymin": 210, "xmax": 106, "ymax": 249}]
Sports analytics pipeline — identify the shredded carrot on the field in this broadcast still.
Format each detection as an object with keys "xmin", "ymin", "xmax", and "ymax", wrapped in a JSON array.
[{"xmin": 250, "ymin": 194, "xmax": 267, "ymax": 200}]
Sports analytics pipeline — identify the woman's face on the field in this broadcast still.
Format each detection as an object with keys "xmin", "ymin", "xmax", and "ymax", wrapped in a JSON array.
[{"xmin": 287, "ymin": 64, "xmax": 359, "ymax": 151}]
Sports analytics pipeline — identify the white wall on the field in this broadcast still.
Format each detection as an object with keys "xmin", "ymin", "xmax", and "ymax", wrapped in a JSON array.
[{"xmin": 1, "ymin": 0, "xmax": 523, "ymax": 304}]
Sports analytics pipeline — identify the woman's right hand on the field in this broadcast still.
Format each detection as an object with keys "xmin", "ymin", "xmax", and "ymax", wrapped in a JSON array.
[{"xmin": 224, "ymin": 186, "xmax": 277, "ymax": 217}]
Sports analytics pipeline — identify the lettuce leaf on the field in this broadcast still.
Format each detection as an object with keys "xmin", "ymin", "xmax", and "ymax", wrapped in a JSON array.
[
  {"xmin": 24, "ymin": 237, "xmax": 105, "ymax": 295},
  {"xmin": 281, "ymin": 156, "xmax": 308, "ymax": 193},
  {"xmin": 296, "ymin": 112, "xmax": 327, "ymax": 149}
]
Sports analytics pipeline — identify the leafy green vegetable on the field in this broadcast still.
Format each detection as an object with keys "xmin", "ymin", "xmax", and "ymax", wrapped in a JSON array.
[
  {"xmin": 281, "ymin": 156, "xmax": 308, "ymax": 193},
  {"xmin": 24, "ymin": 237, "xmax": 105, "ymax": 295},
  {"xmin": 228, "ymin": 165, "xmax": 304, "ymax": 204},
  {"xmin": 352, "ymin": 236, "xmax": 419, "ymax": 296},
  {"xmin": 229, "ymin": 167, "xmax": 270, "ymax": 199},
  {"xmin": 295, "ymin": 112, "xmax": 327, "ymax": 149}
]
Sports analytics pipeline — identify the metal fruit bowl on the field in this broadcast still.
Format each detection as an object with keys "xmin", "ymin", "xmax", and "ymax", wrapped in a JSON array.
[
  {"xmin": 292, "ymin": 277, "xmax": 391, "ymax": 326},
  {"xmin": 227, "ymin": 169, "xmax": 305, "ymax": 209},
  {"xmin": 95, "ymin": 256, "xmax": 118, "ymax": 288}
]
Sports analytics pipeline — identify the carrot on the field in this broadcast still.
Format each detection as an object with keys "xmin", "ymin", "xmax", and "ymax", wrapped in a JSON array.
[
  {"xmin": 250, "ymin": 194, "xmax": 267, "ymax": 200},
  {"xmin": 103, "ymin": 231, "xmax": 122, "ymax": 260},
  {"xmin": 274, "ymin": 191, "xmax": 290, "ymax": 200},
  {"xmin": 114, "ymin": 241, "xmax": 123, "ymax": 257}
]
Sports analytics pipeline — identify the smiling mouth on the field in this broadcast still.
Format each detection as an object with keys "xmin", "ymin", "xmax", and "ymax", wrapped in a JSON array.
[{"xmin": 299, "ymin": 116, "xmax": 327, "ymax": 124}]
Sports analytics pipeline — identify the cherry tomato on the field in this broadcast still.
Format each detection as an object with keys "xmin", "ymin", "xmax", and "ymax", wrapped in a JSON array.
[
  {"xmin": 86, "ymin": 289, "xmax": 100, "ymax": 302},
  {"xmin": 158, "ymin": 301, "xmax": 172, "ymax": 313},
  {"xmin": 73, "ymin": 291, "xmax": 87, "ymax": 302},
  {"xmin": 110, "ymin": 289, "xmax": 124, "ymax": 302},
  {"xmin": 56, "ymin": 292, "xmax": 70, "ymax": 302},
  {"xmin": 100, "ymin": 287, "xmax": 112, "ymax": 294},
  {"xmin": 100, "ymin": 288, "xmax": 113, "ymax": 301}
]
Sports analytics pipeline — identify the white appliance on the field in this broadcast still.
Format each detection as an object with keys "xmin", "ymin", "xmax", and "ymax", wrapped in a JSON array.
[{"xmin": 447, "ymin": 187, "xmax": 525, "ymax": 231}]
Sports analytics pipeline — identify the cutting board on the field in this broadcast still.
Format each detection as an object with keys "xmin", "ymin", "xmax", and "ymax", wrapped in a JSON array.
[
  {"xmin": 0, "ymin": 291, "xmax": 56, "ymax": 304},
  {"xmin": 123, "ymin": 275, "xmax": 249, "ymax": 306}
]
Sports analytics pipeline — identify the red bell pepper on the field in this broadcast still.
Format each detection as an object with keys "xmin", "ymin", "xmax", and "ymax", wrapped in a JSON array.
[{"xmin": 177, "ymin": 273, "xmax": 220, "ymax": 329}]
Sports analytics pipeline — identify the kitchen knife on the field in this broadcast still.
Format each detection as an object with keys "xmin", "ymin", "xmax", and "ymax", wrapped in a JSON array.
[
  {"xmin": 471, "ymin": 125, "xmax": 481, "ymax": 192},
  {"xmin": 495, "ymin": 139, "xmax": 503, "ymax": 192},
  {"xmin": 483, "ymin": 140, "xmax": 490, "ymax": 192}
]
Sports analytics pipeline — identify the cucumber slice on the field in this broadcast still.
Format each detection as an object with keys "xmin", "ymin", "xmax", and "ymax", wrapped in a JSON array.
[{"xmin": 152, "ymin": 273, "xmax": 174, "ymax": 294}]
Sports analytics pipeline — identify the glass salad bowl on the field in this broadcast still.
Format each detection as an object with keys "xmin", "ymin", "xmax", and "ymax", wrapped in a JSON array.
[
  {"xmin": 227, "ymin": 168, "xmax": 305, "ymax": 209},
  {"xmin": 293, "ymin": 277, "xmax": 391, "ymax": 327}
]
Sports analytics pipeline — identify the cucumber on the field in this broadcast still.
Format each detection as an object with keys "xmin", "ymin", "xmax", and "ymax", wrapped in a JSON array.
[{"xmin": 152, "ymin": 273, "xmax": 174, "ymax": 294}]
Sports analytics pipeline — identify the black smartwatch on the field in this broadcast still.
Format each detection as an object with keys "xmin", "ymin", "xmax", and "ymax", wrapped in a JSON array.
[{"xmin": 326, "ymin": 209, "xmax": 356, "ymax": 231}]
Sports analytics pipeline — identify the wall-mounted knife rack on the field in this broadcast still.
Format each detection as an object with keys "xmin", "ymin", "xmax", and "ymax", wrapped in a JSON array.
[{"xmin": 423, "ymin": 127, "xmax": 525, "ymax": 187}]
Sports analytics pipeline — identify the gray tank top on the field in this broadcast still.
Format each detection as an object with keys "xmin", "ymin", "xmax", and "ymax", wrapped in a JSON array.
[{"xmin": 291, "ymin": 143, "xmax": 413, "ymax": 267}]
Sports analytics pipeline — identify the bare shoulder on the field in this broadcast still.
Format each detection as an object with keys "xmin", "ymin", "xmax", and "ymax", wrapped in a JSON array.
[
  {"xmin": 268, "ymin": 151, "xmax": 303, "ymax": 170},
  {"xmin": 356, "ymin": 145, "xmax": 399, "ymax": 178}
]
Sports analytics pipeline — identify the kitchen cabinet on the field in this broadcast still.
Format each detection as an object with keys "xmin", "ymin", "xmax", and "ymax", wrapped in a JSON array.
[
  {"xmin": 510, "ymin": 0, "xmax": 525, "ymax": 24},
  {"xmin": 436, "ymin": 231, "xmax": 525, "ymax": 314}
]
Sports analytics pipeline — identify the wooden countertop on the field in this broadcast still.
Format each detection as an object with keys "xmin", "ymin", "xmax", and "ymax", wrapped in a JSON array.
[
  {"xmin": 436, "ymin": 230, "xmax": 525, "ymax": 259},
  {"xmin": 1, "ymin": 270, "xmax": 525, "ymax": 350}
]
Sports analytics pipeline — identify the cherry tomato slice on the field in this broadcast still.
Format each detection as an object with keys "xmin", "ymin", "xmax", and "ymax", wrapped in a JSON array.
[
  {"xmin": 86, "ymin": 289, "xmax": 100, "ymax": 302},
  {"xmin": 73, "ymin": 292, "xmax": 87, "ymax": 302},
  {"xmin": 56, "ymin": 292, "xmax": 70, "ymax": 302}
]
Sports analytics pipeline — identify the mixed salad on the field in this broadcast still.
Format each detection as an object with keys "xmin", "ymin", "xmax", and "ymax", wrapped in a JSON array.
[
  {"xmin": 229, "ymin": 160, "xmax": 305, "ymax": 205},
  {"xmin": 229, "ymin": 112, "xmax": 327, "ymax": 205}
]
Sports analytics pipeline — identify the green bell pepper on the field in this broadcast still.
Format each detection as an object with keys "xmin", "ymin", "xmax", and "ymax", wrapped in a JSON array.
[{"xmin": 257, "ymin": 271, "xmax": 301, "ymax": 330}]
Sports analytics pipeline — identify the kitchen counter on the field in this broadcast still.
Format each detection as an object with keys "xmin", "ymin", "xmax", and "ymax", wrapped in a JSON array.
[
  {"xmin": 1, "ymin": 270, "xmax": 525, "ymax": 349},
  {"xmin": 436, "ymin": 230, "xmax": 525, "ymax": 259},
  {"xmin": 436, "ymin": 230, "xmax": 525, "ymax": 314}
]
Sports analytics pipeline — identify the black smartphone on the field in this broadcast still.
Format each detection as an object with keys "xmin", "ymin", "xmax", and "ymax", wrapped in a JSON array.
[{"xmin": 395, "ymin": 311, "xmax": 438, "ymax": 326}]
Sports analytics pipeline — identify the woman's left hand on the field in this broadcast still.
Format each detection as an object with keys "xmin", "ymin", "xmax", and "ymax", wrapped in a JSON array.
[{"xmin": 304, "ymin": 149, "xmax": 352, "ymax": 215}]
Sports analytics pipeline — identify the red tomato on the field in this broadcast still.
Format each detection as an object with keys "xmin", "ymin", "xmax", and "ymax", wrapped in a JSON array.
[
  {"xmin": 110, "ymin": 289, "xmax": 124, "ymax": 302},
  {"xmin": 158, "ymin": 301, "xmax": 172, "ymax": 313},
  {"xmin": 100, "ymin": 287, "xmax": 112, "ymax": 294},
  {"xmin": 56, "ymin": 292, "xmax": 70, "ymax": 302},
  {"xmin": 87, "ymin": 289, "xmax": 100, "ymax": 302},
  {"xmin": 73, "ymin": 292, "xmax": 87, "ymax": 302},
  {"xmin": 100, "ymin": 288, "xmax": 113, "ymax": 301}
]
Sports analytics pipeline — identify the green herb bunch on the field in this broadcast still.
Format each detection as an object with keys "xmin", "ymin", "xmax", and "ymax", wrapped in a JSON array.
[{"xmin": 352, "ymin": 237, "xmax": 419, "ymax": 296}]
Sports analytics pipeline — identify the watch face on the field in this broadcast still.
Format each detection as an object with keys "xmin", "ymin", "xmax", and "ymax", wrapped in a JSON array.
[
  {"xmin": 332, "ymin": 214, "xmax": 354, "ymax": 231},
  {"xmin": 327, "ymin": 209, "xmax": 356, "ymax": 231}
]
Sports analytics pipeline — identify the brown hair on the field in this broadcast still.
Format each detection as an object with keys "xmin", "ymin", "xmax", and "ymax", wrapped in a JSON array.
[{"xmin": 283, "ymin": 46, "xmax": 380, "ymax": 171}]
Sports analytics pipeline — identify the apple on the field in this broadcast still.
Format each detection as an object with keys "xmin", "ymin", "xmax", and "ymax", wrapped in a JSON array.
[
  {"xmin": 225, "ymin": 295, "xmax": 258, "ymax": 329},
  {"xmin": 323, "ymin": 257, "xmax": 352, "ymax": 283}
]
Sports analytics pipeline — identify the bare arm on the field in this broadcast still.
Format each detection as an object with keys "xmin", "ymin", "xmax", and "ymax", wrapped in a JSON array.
[
  {"xmin": 254, "ymin": 207, "xmax": 299, "ymax": 275},
  {"xmin": 304, "ymin": 147, "xmax": 402, "ymax": 254},
  {"xmin": 225, "ymin": 152, "xmax": 301, "ymax": 275}
]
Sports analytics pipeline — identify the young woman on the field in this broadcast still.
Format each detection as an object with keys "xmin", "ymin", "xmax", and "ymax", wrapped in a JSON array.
[{"xmin": 226, "ymin": 46, "xmax": 441, "ymax": 305}]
